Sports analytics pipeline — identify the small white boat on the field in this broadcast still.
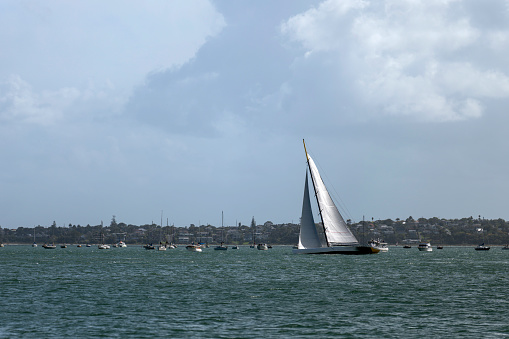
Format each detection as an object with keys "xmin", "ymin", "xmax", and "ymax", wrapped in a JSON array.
[
  {"xmin": 158, "ymin": 245, "xmax": 167, "ymax": 251},
  {"xmin": 257, "ymin": 243, "xmax": 268, "ymax": 250},
  {"xmin": 118, "ymin": 241, "xmax": 127, "ymax": 248},
  {"xmin": 43, "ymin": 244, "xmax": 56, "ymax": 249},
  {"xmin": 186, "ymin": 244, "xmax": 202, "ymax": 252},
  {"xmin": 418, "ymin": 242, "xmax": 432, "ymax": 252},
  {"xmin": 368, "ymin": 239, "xmax": 389, "ymax": 252}
]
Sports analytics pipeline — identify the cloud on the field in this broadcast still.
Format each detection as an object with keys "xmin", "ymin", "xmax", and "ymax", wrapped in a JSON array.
[
  {"xmin": 0, "ymin": 0, "xmax": 225, "ymax": 125},
  {"xmin": 0, "ymin": 75, "xmax": 79, "ymax": 125},
  {"xmin": 281, "ymin": 0, "xmax": 509, "ymax": 122}
]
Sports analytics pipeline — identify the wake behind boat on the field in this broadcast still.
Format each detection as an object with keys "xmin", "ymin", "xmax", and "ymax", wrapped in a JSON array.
[{"xmin": 293, "ymin": 140, "xmax": 379, "ymax": 255}]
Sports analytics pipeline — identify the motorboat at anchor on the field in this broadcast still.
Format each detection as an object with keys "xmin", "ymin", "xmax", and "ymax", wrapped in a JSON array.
[
  {"xmin": 186, "ymin": 244, "xmax": 202, "ymax": 252},
  {"xmin": 418, "ymin": 242, "xmax": 432, "ymax": 252},
  {"xmin": 257, "ymin": 243, "xmax": 268, "ymax": 250},
  {"xmin": 368, "ymin": 239, "xmax": 389, "ymax": 252}
]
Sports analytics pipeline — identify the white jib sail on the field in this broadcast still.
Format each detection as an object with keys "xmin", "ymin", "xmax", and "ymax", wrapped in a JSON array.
[
  {"xmin": 298, "ymin": 171, "xmax": 322, "ymax": 249},
  {"xmin": 307, "ymin": 154, "xmax": 359, "ymax": 245}
]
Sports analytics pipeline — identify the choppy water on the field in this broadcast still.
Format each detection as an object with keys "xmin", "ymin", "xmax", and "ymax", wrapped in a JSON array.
[{"xmin": 1, "ymin": 245, "xmax": 508, "ymax": 338}]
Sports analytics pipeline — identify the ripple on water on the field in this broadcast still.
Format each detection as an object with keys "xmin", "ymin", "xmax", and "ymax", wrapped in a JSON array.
[{"xmin": 1, "ymin": 246, "xmax": 509, "ymax": 337}]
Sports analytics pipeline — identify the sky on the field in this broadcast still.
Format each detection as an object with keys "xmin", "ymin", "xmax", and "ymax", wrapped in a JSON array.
[{"xmin": 2, "ymin": 0, "xmax": 509, "ymax": 229}]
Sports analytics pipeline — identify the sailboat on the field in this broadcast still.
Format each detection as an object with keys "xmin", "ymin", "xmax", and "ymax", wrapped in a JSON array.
[
  {"xmin": 32, "ymin": 228, "xmax": 37, "ymax": 247},
  {"xmin": 475, "ymin": 226, "xmax": 490, "ymax": 251},
  {"xmin": 158, "ymin": 212, "xmax": 167, "ymax": 251},
  {"xmin": 293, "ymin": 140, "xmax": 379, "ymax": 255},
  {"xmin": 98, "ymin": 232, "xmax": 110, "ymax": 249},
  {"xmin": 215, "ymin": 211, "xmax": 228, "ymax": 250}
]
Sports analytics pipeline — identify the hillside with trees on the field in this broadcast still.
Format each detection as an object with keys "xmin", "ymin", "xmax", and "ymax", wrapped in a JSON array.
[{"xmin": 1, "ymin": 215, "xmax": 508, "ymax": 246}]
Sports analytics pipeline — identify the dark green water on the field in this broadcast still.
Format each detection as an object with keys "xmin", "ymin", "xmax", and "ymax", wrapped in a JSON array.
[{"xmin": 1, "ymin": 245, "xmax": 508, "ymax": 338}]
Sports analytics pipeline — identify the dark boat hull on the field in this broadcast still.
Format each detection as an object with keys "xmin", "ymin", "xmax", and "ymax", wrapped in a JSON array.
[{"xmin": 293, "ymin": 245, "xmax": 379, "ymax": 255}]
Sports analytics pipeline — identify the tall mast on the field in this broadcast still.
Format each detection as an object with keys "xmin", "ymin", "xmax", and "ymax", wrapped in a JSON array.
[{"xmin": 303, "ymin": 139, "xmax": 330, "ymax": 247}]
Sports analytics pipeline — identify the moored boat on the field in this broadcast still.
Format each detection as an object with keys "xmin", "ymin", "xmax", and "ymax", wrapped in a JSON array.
[
  {"xmin": 418, "ymin": 242, "xmax": 432, "ymax": 251},
  {"xmin": 186, "ymin": 244, "xmax": 202, "ymax": 252},
  {"xmin": 368, "ymin": 239, "xmax": 389, "ymax": 252},
  {"xmin": 32, "ymin": 229, "xmax": 37, "ymax": 247},
  {"xmin": 214, "ymin": 242, "xmax": 228, "ymax": 250},
  {"xmin": 475, "ymin": 243, "xmax": 490, "ymax": 251},
  {"xmin": 214, "ymin": 212, "xmax": 228, "ymax": 250},
  {"xmin": 98, "ymin": 232, "xmax": 110, "ymax": 249},
  {"xmin": 257, "ymin": 243, "xmax": 268, "ymax": 250}
]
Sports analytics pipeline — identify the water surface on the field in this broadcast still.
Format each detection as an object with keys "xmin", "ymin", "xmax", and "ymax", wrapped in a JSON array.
[{"xmin": 1, "ymin": 245, "xmax": 508, "ymax": 338}]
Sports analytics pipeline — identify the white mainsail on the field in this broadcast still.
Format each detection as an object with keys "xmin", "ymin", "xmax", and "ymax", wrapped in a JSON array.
[
  {"xmin": 298, "ymin": 171, "xmax": 322, "ymax": 249},
  {"xmin": 307, "ymin": 154, "xmax": 359, "ymax": 246}
]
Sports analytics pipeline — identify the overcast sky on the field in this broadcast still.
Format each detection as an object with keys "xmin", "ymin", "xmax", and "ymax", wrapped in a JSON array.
[{"xmin": 2, "ymin": 0, "xmax": 509, "ymax": 228}]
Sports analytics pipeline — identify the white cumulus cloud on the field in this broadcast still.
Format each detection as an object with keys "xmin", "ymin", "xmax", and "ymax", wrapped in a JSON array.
[{"xmin": 281, "ymin": 0, "xmax": 509, "ymax": 122}]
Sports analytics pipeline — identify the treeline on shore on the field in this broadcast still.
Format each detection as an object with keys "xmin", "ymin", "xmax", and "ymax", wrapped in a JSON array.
[{"xmin": 1, "ymin": 216, "xmax": 508, "ymax": 246}]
